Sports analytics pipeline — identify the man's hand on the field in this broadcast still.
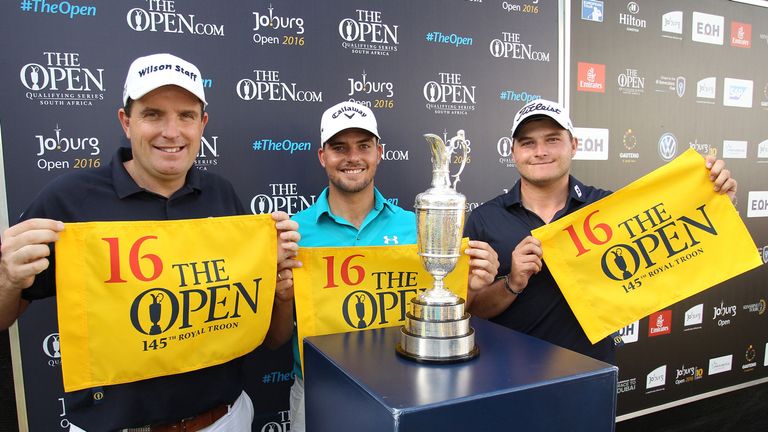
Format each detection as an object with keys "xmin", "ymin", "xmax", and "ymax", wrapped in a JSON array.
[
  {"xmin": 271, "ymin": 212, "xmax": 301, "ymax": 303},
  {"xmin": 465, "ymin": 240, "xmax": 499, "ymax": 291},
  {"xmin": 1, "ymin": 219, "xmax": 64, "ymax": 291},
  {"xmin": 705, "ymin": 156, "xmax": 737, "ymax": 202},
  {"xmin": 507, "ymin": 235, "xmax": 542, "ymax": 295},
  {"xmin": 0, "ymin": 218, "xmax": 64, "ymax": 329}
]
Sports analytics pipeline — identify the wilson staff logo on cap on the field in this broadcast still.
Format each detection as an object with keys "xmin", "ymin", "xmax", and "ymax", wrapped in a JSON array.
[
  {"xmin": 123, "ymin": 53, "xmax": 207, "ymax": 106},
  {"xmin": 320, "ymin": 101, "xmax": 380, "ymax": 144},
  {"xmin": 511, "ymin": 98, "xmax": 574, "ymax": 138}
]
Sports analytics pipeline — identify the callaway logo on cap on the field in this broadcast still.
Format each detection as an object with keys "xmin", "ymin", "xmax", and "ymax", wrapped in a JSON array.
[
  {"xmin": 320, "ymin": 101, "xmax": 380, "ymax": 144},
  {"xmin": 123, "ymin": 53, "xmax": 207, "ymax": 106},
  {"xmin": 511, "ymin": 99, "xmax": 574, "ymax": 138}
]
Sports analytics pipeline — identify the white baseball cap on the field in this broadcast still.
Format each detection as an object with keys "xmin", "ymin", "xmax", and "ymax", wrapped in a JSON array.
[
  {"xmin": 511, "ymin": 99, "xmax": 574, "ymax": 139},
  {"xmin": 123, "ymin": 53, "xmax": 207, "ymax": 106},
  {"xmin": 320, "ymin": 101, "xmax": 380, "ymax": 144}
]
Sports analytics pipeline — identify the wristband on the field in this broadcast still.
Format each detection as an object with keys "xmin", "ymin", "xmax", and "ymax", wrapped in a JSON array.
[{"xmin": 503, "ymin": 274, "xmax": 524, "ymax": 296}]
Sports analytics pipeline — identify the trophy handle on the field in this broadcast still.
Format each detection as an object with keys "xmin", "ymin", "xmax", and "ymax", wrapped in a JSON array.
[{"xmin": 448, "ymin": 130, "xmax": 469, "ymax": 189}]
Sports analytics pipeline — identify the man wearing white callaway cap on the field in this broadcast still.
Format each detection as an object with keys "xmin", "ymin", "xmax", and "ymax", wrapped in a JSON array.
[
  {"xmin": 0, "ymin": 53, "xmax": 300, "ymax": 431},
  {"xmin": 464, "ymin": 99, "xmax": 737, "ymax": 364},
  {"xmin": 264, "ymin": 101, "xmax": 499, "ymax": 431}
]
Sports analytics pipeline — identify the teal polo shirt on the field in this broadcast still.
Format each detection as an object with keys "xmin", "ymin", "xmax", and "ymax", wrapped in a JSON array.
[{"xmin": 290, "ymin": 187, "xmax": 417, "ymax": 378}]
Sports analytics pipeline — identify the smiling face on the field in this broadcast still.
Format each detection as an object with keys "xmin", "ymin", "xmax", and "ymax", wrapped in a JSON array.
[
  {"xmin": 318, "ymin": 128, "xmax": 382, "ymax": 196},
  {"xmin": 118, "ymin": 85, "xmax": 208, "ymax": 196},
  {"xmin": 512, "ymin": 117, "xmax": 577, "ymax": 188}
]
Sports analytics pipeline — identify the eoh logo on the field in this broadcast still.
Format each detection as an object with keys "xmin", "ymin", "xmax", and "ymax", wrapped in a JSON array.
[
  {"xmin": 747, "ymin": 191, "xmax": 768, "ymax": 218},
  {"xmin": 618, "ymin": 321, "xmax": 639, "ymax": 344},
  {"xmin": 692, "ymin": 12, "xmax": 724, "ymax": 45},
  {"xmin": 573, "ymin": 127, "xmax": 609, "ymax": 160},
  {"xmin": 577, "ymin": 62, "xmax": 605, "ymax": 93}
]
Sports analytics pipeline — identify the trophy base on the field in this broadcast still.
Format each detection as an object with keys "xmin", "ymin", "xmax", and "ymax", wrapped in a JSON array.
[{"xmin": 396, "ymin": 297, "xmax": 479, "ymax": 363}]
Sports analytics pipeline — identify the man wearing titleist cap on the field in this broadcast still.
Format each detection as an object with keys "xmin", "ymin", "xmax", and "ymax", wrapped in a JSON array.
[
  {"xmin": 464, "ymin": 99, "xmax": 737, "ymax": 364},
  {"xmin": 0, "ymin": 53, "xmax": 300, "ymax": 431},
  {"xmin": 263, "ymin": 101, "xmax": 499, "ymax": 431}
]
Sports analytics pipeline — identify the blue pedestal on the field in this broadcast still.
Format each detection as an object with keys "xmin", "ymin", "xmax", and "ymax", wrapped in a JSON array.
[{"xmin": 304, "ymin": 317, "xmax": 617, "ymax": 432}]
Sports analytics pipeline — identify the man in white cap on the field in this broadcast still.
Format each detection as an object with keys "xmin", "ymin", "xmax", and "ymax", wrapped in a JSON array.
[
  {"xmin": 0, "ymin": 53, "xmax": 300, "ymax": 431},
  {"xmin": 464, "ymin": 99, "xmax": 737, "ymax": 364},
  {"xmin": 264, "ymin": 101, "xmax": 499, "ymax": 431}
]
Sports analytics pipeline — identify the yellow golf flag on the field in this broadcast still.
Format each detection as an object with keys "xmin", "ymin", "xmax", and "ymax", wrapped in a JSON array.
[
  {"xmin": 532, "ymin": 149, "xmax": 761, "ymax": 344},
  {"xmin": 293, "ymin": 239, "xmax": 469, "ymax": 371},
  {"xmin": 55, "ymin": 215, "xmax": 277, "ymax": 392}
]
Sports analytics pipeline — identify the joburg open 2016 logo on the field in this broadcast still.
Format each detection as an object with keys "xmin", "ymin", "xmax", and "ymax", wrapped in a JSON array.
[
  {"xmin": 252, "ymin": 4, "xmax": 305, "ymax": 47},
  {"xmin": 338, "ymin": 9, "xmax": 399, "ymax": 56},
  {"xmin": 20, "ymin": 52, "xmax": 105, "ymax": 107},
  {"xmin": 346, "ymin": 70, "xmax": 395, "ymax": 109},
  {"xmin": 563, "ymin": 200, "xmax": 718, "ymax": 294},
  {"xmin": 33, "ymin": 124, "xmax": 101, "ymax": 172},
  {"xmin": 126, "ymin": 0, "xmax": 224, "ymax": 36}
]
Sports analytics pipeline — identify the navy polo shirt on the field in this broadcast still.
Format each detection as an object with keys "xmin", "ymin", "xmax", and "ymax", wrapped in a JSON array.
[
  {"xmin": 464, "ymin": 176, "xmax": 616, "ymax": 364},
  {"xmin": 19, "ymin": 147, "xmax": 248, "ymax": 430}
]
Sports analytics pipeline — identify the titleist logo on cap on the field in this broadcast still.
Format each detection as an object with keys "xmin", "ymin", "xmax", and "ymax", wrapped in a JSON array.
[{"xmin": 515, "ymin": 102, "xmax": 562, "ymax": 121}]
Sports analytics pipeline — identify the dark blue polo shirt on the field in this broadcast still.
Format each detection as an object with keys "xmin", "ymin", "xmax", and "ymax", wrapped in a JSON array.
[
  {"xmin": 464, "ymin": 176, "xmax": 616, "ymax": 364},
  {"xmin": 19, "ymin": 147, "xmax": 249, "ymax": 430}
]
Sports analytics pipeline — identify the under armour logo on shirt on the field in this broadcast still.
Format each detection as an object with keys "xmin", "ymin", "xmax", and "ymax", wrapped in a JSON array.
[{"xmin": 383, "ymin": 235, "xmax": 399, "ymax": 244}]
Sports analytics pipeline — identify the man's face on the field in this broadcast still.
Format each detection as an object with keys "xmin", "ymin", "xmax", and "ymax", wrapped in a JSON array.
[
  {"xmin": 512, "ymin": 117, "xmax": 577, "ymax": 187},
  {"xmin": 118, "ymin": 85, "xmax": 207, "ymax": 192},
  {"xmin": 318, "ymin": 128, "xmax": 382, "ymax": 195}
]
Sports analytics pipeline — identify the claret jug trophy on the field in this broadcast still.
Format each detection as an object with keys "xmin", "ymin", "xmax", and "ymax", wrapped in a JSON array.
[{"xmin": 396, "ymin": 130, "xmax": 478, "ymax": 362}]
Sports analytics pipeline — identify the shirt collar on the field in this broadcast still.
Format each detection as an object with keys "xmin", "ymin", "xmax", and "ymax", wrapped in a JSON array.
[
  {"xmin": 112, "ymin": 147, "xmax": 201, "ymax": 199},
  {"xmin": 501, "ymin": 175, "xmax": 589, "ymax": 210},
  {"xmin": 311, "ymin": 187, "xmax": 392, "ymax": 223}
]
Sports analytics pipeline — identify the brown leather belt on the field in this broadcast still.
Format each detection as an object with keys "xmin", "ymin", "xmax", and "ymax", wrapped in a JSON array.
[{"xmin": 123, "ymin": 403, "xmax": 229, "ymax": 432}]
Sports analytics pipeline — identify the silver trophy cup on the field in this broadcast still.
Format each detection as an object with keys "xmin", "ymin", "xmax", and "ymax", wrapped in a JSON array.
[{"xmin": 396, "ymin": 131, "xmax": 479, "ymax": 362}]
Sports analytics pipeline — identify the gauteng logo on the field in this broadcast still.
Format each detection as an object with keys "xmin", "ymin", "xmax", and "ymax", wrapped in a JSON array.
[
  {"xmin": 20, "ymin": 51, "xmax": 106, "ymax": 107},
  {"xmin": 127, "ymin": 2, "xmax": 224, "ymax": 36},
  {"xmin": 250, "ymin": 183, "xmax": 316, "ymax": 216},
  {"xmin": 489, "ymin": 32, "xmax": 551, "ymax": 62},
  {"xmin": 237, "ymin": 69, "xmax": 322, "ymax": 103},
  {"xmin": 577, "ymin": 62, "xmax": 605, "ymax": 93},
  {"xmin": 658, "ymin": 133, "xmax": 677, "ymax": 161},
  {"xmin": 339, "ymin": 9, "xmax": 399, "ymax": 56},
  {"xmin": 648, "ymin": 310, "xmax": 672, "ymax": 337},
  {"xmin": 423, "ymin": 72, "xmax": 477, "ymax": 115},
  {"xmin": 619, "ymin": 128, "xmax": 639, "ymax": 163}
]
